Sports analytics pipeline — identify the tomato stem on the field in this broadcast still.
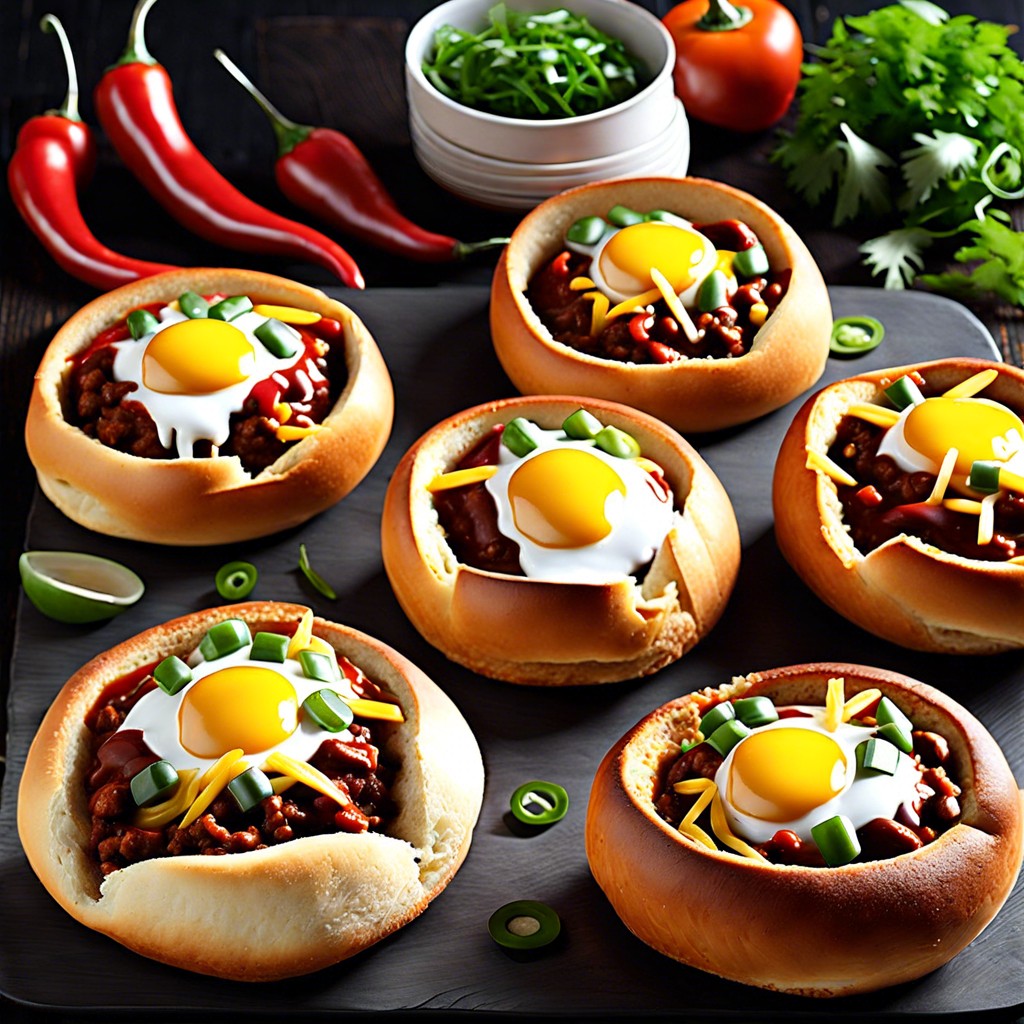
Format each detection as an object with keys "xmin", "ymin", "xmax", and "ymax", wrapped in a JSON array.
[{"xmin": 698, "ymin": 0, "xmax": 753, "ymax": 32}]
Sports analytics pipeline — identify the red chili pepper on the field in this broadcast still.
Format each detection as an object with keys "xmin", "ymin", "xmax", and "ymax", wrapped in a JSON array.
[
  {"xmin": 7, "ymin": 15, "xmax": 177, "ymax": 290},
  {"xmin": 93, "ymin": 0, "xmax": 364, "ymax": 288},
  {"xmin": 213, "ymin": 50, "xmax": 508, "ymax": 264}
]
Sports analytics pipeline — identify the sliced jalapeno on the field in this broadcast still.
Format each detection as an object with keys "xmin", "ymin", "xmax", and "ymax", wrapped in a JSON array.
[
  {"xmin": 488, "ymin": 900, "xmax": 561, "ymax": 950},
  {"xmin": 178, "ymin": 291, "xmax": 209, "ymax": 319},
  {"xmin": 215, "ymin": 561, "xmax": 258, "ymax": 600},
  {"xmin": 209, "ymin": 295, "xmax": 253, "ymax": 322},
  {"xmin": 127, "ymin": 309, "xmax": 159, "ymax": 339},
  {"xmin": 510, "ymin": 780, "xmax": 569, "ymax": 826},
  {"xmin": 829, "ymin": 316, "xmax": 885, "ymax": 356}
]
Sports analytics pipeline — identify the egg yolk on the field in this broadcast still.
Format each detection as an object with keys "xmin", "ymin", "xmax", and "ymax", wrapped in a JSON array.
[
  {"xmin": 903, "ymin": 396, "xmax": 1024, "ymax": 479},
  {"xmin": 178, "ymin": 666, "xmax": 298, "ymax": 758},
  {"xmin": 598, "ymin": 222, "xmax": 708, "ymax": 295},
  {"xmin": 727, "ymin": 728, "xmax": 847, "ymax": 822},
  {"xmin": 507, "ymin": 448, "xmax": 626, "ymax": 549},
  {"xmin": 142, "ymin": 319, "xmax": 255, "ymax": 394}
]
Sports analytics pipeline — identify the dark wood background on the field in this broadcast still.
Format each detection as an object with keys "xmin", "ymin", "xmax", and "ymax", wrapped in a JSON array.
[{"xmin": 2, "ymin": 2, "xmax": 1023, "ymax": 1021}]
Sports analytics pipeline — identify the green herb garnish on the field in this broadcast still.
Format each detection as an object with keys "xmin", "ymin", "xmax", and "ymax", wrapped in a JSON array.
[{"xmin": 298, "ymin": 543, "xmax": 337, "ymax": 600}]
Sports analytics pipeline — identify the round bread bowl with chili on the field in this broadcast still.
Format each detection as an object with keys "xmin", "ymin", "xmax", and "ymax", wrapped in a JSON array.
[
  {"xmin": 24, "ymin": 268, "xmax": 394, "ymax": 545},
  {"xmin": 17, "ymin": 602, "xmax": 485, "ymax": 981},
  {"xmin": 380, "ymin": 395, "xmax": 740, "ymax": 685},
  {"xmin": 774, "ymin": 358, "xmax": 1024, "ymax": 654},
  {"xmin": 586, "ymin": 662, "xmax": 1023, "ymax": 997},
  {"xmin": 490, "ymin": 177, "xmax": 832, "ymax": 433}
]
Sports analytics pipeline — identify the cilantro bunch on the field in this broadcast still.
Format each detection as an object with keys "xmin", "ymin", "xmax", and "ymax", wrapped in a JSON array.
[{"xmin": 772, "ymin": 0, "xmax": 1024, "ymax": 304}]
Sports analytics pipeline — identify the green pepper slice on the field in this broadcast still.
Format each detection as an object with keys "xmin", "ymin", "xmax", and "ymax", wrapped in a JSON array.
[
  {"xmin": 510, "ymin": 780, "xmax": 569, "ymax": 826},
  {"xmin": 215, "ymin": 561, "xmax": 258, "ymax": 600},
  {"xmin": 488, "ymin": 900, "xmax": 561, "ymax": 950},
  {"xmin": 829, "ymin": 316, "xmax": 885, "ymax": 356}
]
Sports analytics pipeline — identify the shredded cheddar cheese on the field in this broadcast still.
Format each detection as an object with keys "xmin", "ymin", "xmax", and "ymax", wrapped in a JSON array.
[
  {"xmin": 847, "ymin": 403, "xmax": 901, "ymax": 429},
  {"xmin": 806, "ymin": 449, "xmax": 858, "ymax": 487},
  {"xmin": 606, "ymin": 287, "xmax": 662, "ymax": 321},
  {"xmin": 426, "ymin": 465, "xmax": 498, "ymax": 492},
  {"xmin": 943, "ymin": 497, "xmax": 983, "ymax": 515},
  {"xmin": 569, "ymin": 276, "xmax": 595, "ymax": 291},
  {"xmin": 585, "ymin": 291, "xmax": 609, "ymax": 336},
  {"xmin": 253, "ymin": 303, "xmax": 321, "ymax": 325},
  {"xmin": 179, "ymin": 750, "xmax": 248, "ymax": 829},
  {"xmin": 263, "ymin": 751, "xmax": 350, "ymax": 807},
  {"xmin": 275, "ymin": 423, "xmax": 322, "ymax": 442},
  {"xmin": 943, "ymin": 368, "xmax": 999, "ymax": 399},
  {"xmin": 288, "ymin": 608, "xmax": 315, "ymax": 659},
  {"xmin": 842, "ymin": 687, "xmax": 881, "ymax": 722},
  {"xmin": 344, "ymin": 697, "xmax": 405, "ymax": 723},
  {"xmin": 650, "ymin": 267, "xmax": 699, "ymax": 342},
  {"xmin": 926, "ymin": 447, "xmax": 958, "ymax": 505},
  {"xmin": 978, "ymin": 492, "xmax": 999, "ymax": 545},
  {"xmin": 133, "ymin": 768, "xmax": 200, "ymax": 829},
  {"xmin": 672, "ymin": 778, "xmax": 767, "ymax": 862},
  {"xmin": 824, "ymin": 677, "xmax": 845, "ymax": 732}
]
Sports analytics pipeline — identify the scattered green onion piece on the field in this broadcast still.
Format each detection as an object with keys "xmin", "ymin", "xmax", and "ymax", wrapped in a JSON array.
[
  {"xmin": 698, "ymin": 270, "xmax": 729, "ymax": 312},
  {"xmin": 562, "ymin": 408, "xmax": 603, "ymax": 440},
  {"xmin": 209, "ymin": 295, "xmax": 253, "ymax": 322},
  {"xmin": 127, "ymin": 309, "xmax": 159, "ymax": 340},
  {"xmin": 732, "ymin": 696, "xmax": 779, "ymax": 728},
  {"xmin": 199, "ymin": 619, "xmax": 252, "ymax": 661},
  {"xmin": 876, "ymin": 721, "xmax": 914, "ymax": 755},
  {"xmin": 298, "ymin": 543, "xmax": 337, "ymax": 600},
  {"xmin": 594, "ymin": 425, "xmax": 640, "ymax": 459},
  {"xmin": 298, "ymin": 649, "xmax": 338, "ymax": 684},
  {"xmin": 302, "ymin": 688, "xmax": 354, "ymax": 732},
  {"xmin": 829, "ymin": 316, "xmax": 885, "ymax": 356},
  {"xmin": 884, "ymin": 375, "xmax": 925, "ymax": 410},
  {"xmin": 254, "ymin": 318, "xmax": 300, "ymax": 359},
  {"xmin": 502, "ymin": 417, "xmax": 542, "ymax": 457},
  {"xmin": 733, "ymin": 244, "xmax": 769, "ymax": 278},
  {"xmin": 250, "ymin": 631, "xmax": 289, "ymax": 663},
  {"xmin": 178, "ymin": 291, "xmax": 209, "ymax": 319},
  {"xmin": 679, "ymin": 738, "xmax": 699, "ymax": 754},
  {"xmin": 875, "ymin": 696, "xmax": 913, "ymax": 735},
  {"xmin": 810, "ymin": 814, "xmax": 861, "ymax": 867},
  {"xmin": 968, "ymin": 460, "xmax": 1003, "ymax": 494},
  {"xmin": 510, "ymin": 780, "xmax": 569, "ymax": 826},
  {"xmin": 698, "ymin": 701, "xmax": 735, "ymax": 737},
  {"xmin": 607, "ymin": 204, "xmax": 644, "ymax": 227},
  {"xmin": 856, "ymin": 736, "xmax": 901, "ymax": 776},
  {"xmin": 215, "ymin": 560, "xmax": 258, "ymax": 600},
  {"xmin": 646, "ymin": 209, "xmax": 690, "ymax": 228},
  {"xmin": 706, "ymin": 719, "xmax": 750, "ymax": 757},
  {"xmin": 488, "ymin": 900, "xmax": 561, "ymax": 950},
  {"xmin": 566, "ymin": 216, "xmax": 607, "ymax": 246},
  {"xmin": 130, "ymin": 760, "xmax": 180, "ymax": 808},
  {"xmin": 227, "ymin": 767, "xmax": 274, "ymax": 812},
  {"xmin": 153, "ymin": 655, "xmax": 192, "ymax": 696}
]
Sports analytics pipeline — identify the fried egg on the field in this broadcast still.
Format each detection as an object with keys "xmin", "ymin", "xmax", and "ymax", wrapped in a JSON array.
[
  {"xmin": 483, "ymin": 427, "xmax": 675, "ymax": 583},
  {"xmin": 119, "ymin": 638, "xmax": 358, "ymax": 774},
  {"xmin": 111, "ymin": 304, "xmax": 304, "ymax": 459},
  {"xmin": 715, "ymin": 708, "xmax": 920, "ymax": 844},
  {"xmin": 568, "ymin": 219, "xmax": 720, "ymax": 306}
]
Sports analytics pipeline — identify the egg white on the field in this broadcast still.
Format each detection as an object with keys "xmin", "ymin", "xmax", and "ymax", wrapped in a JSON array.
[
  {"xmin": 715, "ymin": 707, "xmax": 921, "ymax": 844},
  {"xmin": 483, "ymin": 427, "xmax": 676, "ymax": 584},
  {"xmin": 119, "ymin": 640, "xmax": 359, "ymax": 774},
  {"xmin": 111, "ymin": 305, "xmax": 305, "ymax": 460}
]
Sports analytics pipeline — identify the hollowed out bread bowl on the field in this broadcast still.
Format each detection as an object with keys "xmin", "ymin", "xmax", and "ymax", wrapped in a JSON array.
[
  {"xmin": 585, "ymin": 663, "xmax": 1023, "ymax": 997},
  {"xmin": 380, "ymin": 395, "xmax": 740, "ymax": 685},
  {"xmin": 490, "ymin": 177, "xmax": 832, "ymax": 433},
  {"xmin": 17, "ymin": 602, "xmax": 485, "ymax": 981},
  {"xmin": 25, "ymin": 268, "xmax": 394, "ymax": 545},
  {"xmin": 773, "ymin": 357, "xmax": 1024, "ymax": 653}
]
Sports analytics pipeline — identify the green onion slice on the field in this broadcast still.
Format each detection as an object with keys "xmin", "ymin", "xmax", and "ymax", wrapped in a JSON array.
[
  {"xmin": 199, "ymin": 619, "xmax": 252, "ymax": 661},
  {"xmin": 510, "ymin": 780, "xmax": 569, "ymax": 826},
  {"xmin": 302, "ymin": 688, "xmax": 355, "ymax": 732},
  {"xmin": 209, "ymin": 295, "xmax": 254, "ymax": 322},
  {"xmin": 829, "ymin": 316, "xmax": 885, "ymax": 356},
  {"xmin": 298, "ymin": 649, "xmax": 337, "ymax": 684},
  {"xmin": 154, "ymin": 655, "xmax": 192, "ymax": 695},
  {"xmin": 732, "ymin": 696, "xmax": 778, "ymax": 728},
  {"xmin": 968, "ymin": 460, "xmax": 1003, "ymax": 494},
  {"xmin": 502, "ymin": 417, "xmax": 542, "ymax": 457},
  {"xmin": 130, "ymin": 760, "xmax": 180, "ymax": 807},
  {"xmin": 127, "ymin": 309, "xmax": 159, "ymax": 340},
  {"xmin": 706, "ymin": 719, "xmax": 750, "ymax": 757},
  {"xmin": 594, "ymin": 424, "xmax": 640, "ymax": 459},
  {"xmin": 178, "ymin": 291, "xmax": 209, "ymax": 319},
  {"xmin": 883, "ymin": 375, "xmax": 925, "ymax": 410},
  {"xmin": 810, "ymin": 814, "xmax": 861, "ymax": 867},
  {"xmin": 698, "ymin": 701, "xmax": 735, "ymax": 737},
  {"xmin": 733, "ymin": 243, "xmax": 769, "ymax": 278},
  {"xmin": 254, "ymin": 318, "xmax": 300, "ymax": 359},
  {"xmin": 227, "ymin": 767, "xmax": 274, "ymax": 812},
  {"xmin": 488, "ymin": 900, "xmax": 561, "ymax": 950},
  {"xmin": 566, "ymin": 216, "xmax": 607, "ymax": 246},
  {"xmin": 250, "ymin": 631, "xmax": 289, "ymax": 663},
  {"xmin": 561, "ymin": 408, "xmax": 602, "ymax": 440},
  {"xmin": 856, "ymin": 736, "xmax": 900, "ymax": 776},
  {"xmin": 298, "ymin": 543, "xmax": 337, "ymax": 600},
  {"xmin": 215, "ymin": 561, "xmax": 258, "ymax": 600}
]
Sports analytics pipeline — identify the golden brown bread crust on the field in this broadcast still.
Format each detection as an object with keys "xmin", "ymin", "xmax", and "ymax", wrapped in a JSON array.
[
  {"xmin": 585, "ymin": 663, "xmax": 1023, "ymax": 997},
  {"xmin": 490, "ymin": 177, "xmax": 832, "ymax": 433},
  {"xmin": 24, "ymin": 268, "xmax": 394, "ymax": 545},
  {"xmin": 16, "ymin": 602, "xmax": 485, "ymax": 981},
  {"xmin": 773, "ymin": 357, "xmax": 1024, "ymax": 653},
  {"xmin": 380, "ymin": 395, "xmax": 740, "ymax": 684}
]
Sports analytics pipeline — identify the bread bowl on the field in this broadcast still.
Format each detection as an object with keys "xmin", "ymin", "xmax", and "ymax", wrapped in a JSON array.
[
  {"xmin": 380, "ymin": 395, "xmax": 740, "ymax": 685},
  {"xmin": 490, "ymin": 176, "xmax": 832, "ymax": 433},
  {"xmin": 17, "ymin": 601, "xmax": 485, "ymax": 981},
  {"xmin": 586, "ymin": 662, "xmax": 1023, "ymax": 997},
  {"xmin": 24, "ymin": 268, "xmax": 393, "ymax": 545},
  {"xmin": 773, "ymin": 357, "xmax": 1024, "ymax": 653}
]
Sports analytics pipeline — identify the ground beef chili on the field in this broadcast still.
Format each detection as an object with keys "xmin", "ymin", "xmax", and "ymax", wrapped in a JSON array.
[
  {"xmin": 66, "ymin": 295, "xmax": 348, "ymax": 475},
  {"xmin": 84, "ymin": 644, "xmax": 397, "ymax": 876},
  {"xmin": 526, "ymin": 219, "xmax": 791, "ymax": 364},
  {"xmin": 654, "ymin": 704, "xmax": 962, "ymax": 867}
]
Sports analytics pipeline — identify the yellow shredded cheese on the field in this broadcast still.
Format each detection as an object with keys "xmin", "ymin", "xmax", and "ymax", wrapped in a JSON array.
[
  {"xmin": 179, "ymin": 750, "xmax": 248, "ymax": 829},
  {"xmin": 806, "ymin": 449, "xmax": 858, "ymax": 487},
  {"xmin": 606, "ymin": 287, "xmax": 662, "ymax": 321},
  {"xmin": 253, "ymin": 303, "xmax": 321, "ymax": 325},
  {"xmin": 263, "ymin": 751, "xmax": 350, "ymax": 806},
  {"xmin": 133, "ymin": 768, "xmax": 199, "ymax": 829},
  {"xmin": 681, "ymin": 779, "xmax": 716, "ymax": 826},
  {"xmin": 569, "ymin": 276, "xmax": 595, "ymax": 290},
  {"xmin": 426, "ymin": 465, "xmax": 498, "ymax": 492},
  {"xmin": 344, "ymin": 697, "xmax": 405, "ymax": 723},
  {"xmin": 943, "ymin": 368, "xmax": 999, "ymax": 399},
  {"xmin": 943, "ymin": 498, "xmax": 983, "ymax": 515},
  {"xmin": 288, "ymin": 608, "xmax": 315, "ymax": 658},
  {"xmin": 585, "ymin": 291, "xmax": 609, "ymax": 336},
  {"xmin": 650, "ymin": 266, "xmax": 699, "ymax": 342},
  {"xmin": 998, "ymin": 467, "xmax": 1024, "ymax": 495},
  {"xmin": 842, "ymin": 688, "xmax": 881, "ymax": 723},
  {"xmin": 275, "ymin": 423, "xmax": 322, "ymax": 442},
  {"xmin": 673, "ymin": 778, "xmax": 767, "ymax": 861},
  {"xmin": 304, "ymin": 635, "xmax": 336, "ymax": 660},
  {"xmin": 709, "ymin": 790, "xmax": 768, "ymax": 861},
  {"xmin": 926, "ymin": 447, "xmax": 958, "ymax": 505},
  {"xmin": 978, "ymin": 492, "xmax": 999, "ymax": 545},
  {"xmin": 274, "ymin": 402, "xmax": 292, "ymax": 424},
  {"xmin": 824, "ymin": 677, "xmax": 845, "ymax": 732},
  {"xmin": 270, "ymin": 775, "xmax": 298, "ymax": 795},
  {"xmin": 847, "ymin": 403, "xmax": 901, "ymax": 429}
]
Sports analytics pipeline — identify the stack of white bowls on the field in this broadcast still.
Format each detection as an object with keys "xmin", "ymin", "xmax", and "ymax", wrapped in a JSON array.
[{"xmin": 405, "ymin": 0, "xmax": 689, "ymax": 211}]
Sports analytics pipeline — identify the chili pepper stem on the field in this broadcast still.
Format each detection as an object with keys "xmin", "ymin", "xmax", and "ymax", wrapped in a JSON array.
[
  {"xmin": 454, "ymin": 238, "xmax": 511, "ymax": 259},
  {"xmin": 39, "ymin": 14, "xmax": 81, "ymax": 121},
  {"xmin": 118, "ymin": 0, "xmax": 159, "ymax": 67},
  {"xmin": 212, "ymin": 49, "xmax": 311, "ymax": 157},
  {"xmin": 698, "ymin": 0, "xmax": 754, "ymax": 31}
]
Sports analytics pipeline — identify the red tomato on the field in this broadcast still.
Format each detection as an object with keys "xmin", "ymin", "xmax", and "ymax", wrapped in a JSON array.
[{"xmin": 662, "ymin": 0, "xmax": 804, "ymax": 133}]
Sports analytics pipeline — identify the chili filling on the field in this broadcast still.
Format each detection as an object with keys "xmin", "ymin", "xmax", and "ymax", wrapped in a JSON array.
[
  {"xmin": 526, "ymin": 212, "xmax": 791, "ymax": 364},
  {"xmin": 65, "ymin": 293, "xmax": 348, "ymax": 476}
]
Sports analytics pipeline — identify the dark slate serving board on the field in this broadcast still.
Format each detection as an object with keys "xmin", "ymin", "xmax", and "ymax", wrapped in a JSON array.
[{"xmin": 1, "ymin": 286, "xmax": 1021, "ymax": 1018}]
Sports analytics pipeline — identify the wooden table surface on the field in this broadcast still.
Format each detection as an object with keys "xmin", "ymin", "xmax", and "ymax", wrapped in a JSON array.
[{"xmin": 2, "ymin": 2, "xmax": 1022, "ymax": 1021}]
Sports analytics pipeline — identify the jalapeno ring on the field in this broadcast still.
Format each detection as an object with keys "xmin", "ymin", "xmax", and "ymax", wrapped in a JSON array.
[
  {"xmin": 510, "ymin": 780, "xmax": 569, "ymax": 826},
  {"xmin": 488, "ymin": 900, "xmax": 561, "ymax": 950},
  {"xmin": 829, "ymin": 316, "xmax": 885, "ymax": 356},
  {"xmin": 214, "ymin": 560, "xmax": 258, "ymax": 600}
]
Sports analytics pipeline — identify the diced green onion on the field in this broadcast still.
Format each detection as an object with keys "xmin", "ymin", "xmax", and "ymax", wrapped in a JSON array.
[
  {"xmin": 732, "ymin": 696, "xmax": 779, "ymax": 728},
  {"xmin": 875, "ymin": 696, "xmax": 913, "ymax": 735},
  {"xmin": 884, "ymin": 375, "xmax": 925, "ymax": 410},
  {"xmin": 566, "ymin": 216, "xmax": 607, "ymax": 246},
  {"xmin": 646, "ymin": 209, "xmax": 690, "ymax": 228},
  {"xmin": 254, "ymin": 318, "xmax": 300, "ymax": 359},
  {"xmin": 968, "ymin": 460, "xmax": 1003, "ymax": 494},
  {"xmin": 153, "ymin": 655, "xmax": 192, "ymax": 695},
  {"xmin": 127, "ymin": 309, "xmax": 159, "ymax": 339},
  {"xmin": 698, "ymin": 270, "xmax": 729, "ymax": 312},
  {"xmin": 298, "ymin": 543, "xmax": 337, "ymax": 600},
  {"xmin": 510, "ymin": 780, "xmax": 569, "ymax": 826},
  {"xmin": 562, "ymin": 408, "xmax": 603, "ymax": 440},
  {"xmin": 856, "ymin": 736, "xmax": 901, "ymax": 776},
  {"xmin": 488, "ymin": 900, "xmax": 561, "ymax": 950},
  {"xmin": 876, "ymin": 721, "xmax": 914, "ymax": 754},
  {"xmin": 302, "ymin": 687, "xmax": 355, "ymax": 732},
  {"xmin": 502, "ymin": 417, "xmax": 542, "ymax": 457},
  {"xmin": 829, "ymin": 316, "xmax": 885, "ymax": 356},
  {"xmin": 227, "ymin": 766, "xmax": 274, "ymax": 812},
  {"xmin": 199, "ymin": 619, "xmax": 252, "ymax": 661},
  {"xmin": 209, "ymin": 295, "xmax": 254, "ymax": 322},
  {"xmin": 215, "ymin": 561, "xmax": 258, "ymax": 600},
  {"xmin": 699, "ymin": 701, "xmax": 735, "ymax": 737},
  {"xmin": 250, "ymin": 631, "xmax": 289, "ymax": 663},
  {"xmin": 298, "ymin": 649, "xmax": 337, "ymax": 684},
  {"xmin": 178, "ymin": 291, "xmax": 209, "ymax": 319},
  {"xmin": 607, "ymin": 204, "xmax": 644, "ymax": 227},
  {"xmin": 594, "ymin": 425, "xmax": 640, "ymax": 459},
  {"xmin": 130, "ymin": 760, "xmax": 180, "ymax": 807},
  {"xmin": 733, "ymin": 244, "xmax": 769, "ymax": 278},
  {"xmin": 810, "ymin": 814, "xmax": 861, "ymax": 867},
  {"xmin": 706, "ymin": 718, "xmax": 750, "ymax": 757}
]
